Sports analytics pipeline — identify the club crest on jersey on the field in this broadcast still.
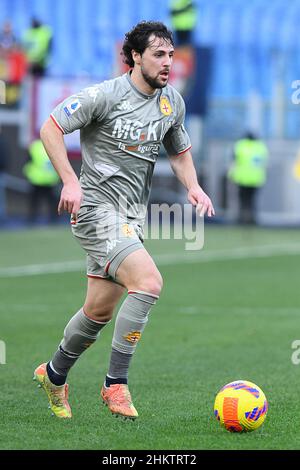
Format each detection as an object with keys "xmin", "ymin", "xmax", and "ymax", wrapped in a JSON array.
[
  {"xmin": 160, "ymin": 97, "xmax": 172, "ymax": 116},
  {"xmin": 123, "ymin": 331, "xmax": 141, "ymax": 344},
  {"xmin": 122, "ymin": 223, "xmax": 135, "ymax": 237}
]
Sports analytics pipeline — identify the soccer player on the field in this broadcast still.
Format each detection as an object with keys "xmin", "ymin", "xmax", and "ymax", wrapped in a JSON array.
[{"xmin": 34, "ymin": 21, "xmax": 215, "ymax": 420}]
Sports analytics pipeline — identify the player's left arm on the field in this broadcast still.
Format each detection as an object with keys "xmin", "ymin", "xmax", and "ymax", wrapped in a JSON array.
[{"xmin": 169, "ymin": 149, "xmax": 215, "ymax": 217}]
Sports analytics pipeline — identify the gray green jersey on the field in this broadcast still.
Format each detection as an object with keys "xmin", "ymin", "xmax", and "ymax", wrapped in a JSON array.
[{"xmin": 51, "ymin": 72, "xmax": 191, "ymax": 226}]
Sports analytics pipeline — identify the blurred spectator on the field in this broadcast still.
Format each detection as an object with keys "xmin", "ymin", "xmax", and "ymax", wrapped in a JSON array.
[
  {"xmin": 228, "ymin": 132, "xmax": 268, "ymax": 225},
  {"xmin": 293, "ymin": 149, "xmax": 300, "ymax": 181},
  {"xmin": 22, "ymin": 18, "xmax": 52, "ymax": 76},
  {"xmin": 0, "ymin": 126, "xmax": 8, "ymax": 224},
  {"xmin": 169, "ymin": 0, "xmax": 197, "ymax": 46},
  {"xmin": 0, "ymin": 21, "xmax": 17, "ymax": 51},
  {"xmin": 6, "ymin": 43, "xmax": 27, "ymax": 85},
  {"xmin": 0, "ymin": 22, "xmax": 27, "ymax": 107},
  {"xmin": 23, "ymin": 139, "xmax": 60, "ymax": 224}
]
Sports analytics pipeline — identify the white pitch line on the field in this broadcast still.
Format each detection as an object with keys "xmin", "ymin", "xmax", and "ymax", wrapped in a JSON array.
[
  {"xmin": 176, "ymin": 306, "xmax": 300, "ymax": 315},
  {"xmin": 0, "ymin": 260, "xmax": 84, "ymax": 277},
  {"xmin": 1, "ymin": 243, "xmax": 300, "ymax": 278},
  {"xmin": 155, "ymin": 242, "xmax": 300, "ymax": 265}
]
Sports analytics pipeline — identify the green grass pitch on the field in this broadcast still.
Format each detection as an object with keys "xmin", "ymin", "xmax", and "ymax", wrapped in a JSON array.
[{"xmin": 1, "ymin": 224, "xmax": 300, "ymax": 450}]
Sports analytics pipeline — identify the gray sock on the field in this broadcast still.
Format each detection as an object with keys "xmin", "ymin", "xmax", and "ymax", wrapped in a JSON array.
[
  {"xmin": 107, "ymin": 291, "xmax": 158, "ymax": 380},
  {"xmin": 107, "ymin": 349, "xmax": 132, "ymax": 381},
  {"xmin": 51, "ymin": 308, "xmax": 109, "ymax": 376}
]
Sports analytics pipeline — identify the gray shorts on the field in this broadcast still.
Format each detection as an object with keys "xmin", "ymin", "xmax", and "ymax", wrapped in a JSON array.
[{"xmin": 71, "ymin": 205, "xmax": 144, "ymax": 281}]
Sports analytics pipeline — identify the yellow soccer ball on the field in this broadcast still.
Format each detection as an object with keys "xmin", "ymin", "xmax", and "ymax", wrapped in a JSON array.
[{"xmin": 214, "ymin": 380, "xmax": 268, "ymax": 432}]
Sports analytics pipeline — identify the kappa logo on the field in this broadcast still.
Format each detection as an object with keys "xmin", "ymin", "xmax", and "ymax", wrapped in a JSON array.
[
  {"xmin": 86, "ymin": 86, "xmax": 101, "ymax": 102},
  {"xmin": 118, "ymin": 100, "xmax": 134, "ymax": 111},
  {"xmin": 123, "ymin": 331, "xmax": 141, "ymax": 344},
  {"xmin": 106, "ymin": 239, "xmax": 122, "ymax": 254},
  {"xmin": 160, "ymin": 96, "xmax": 172, "ymax": 116}
]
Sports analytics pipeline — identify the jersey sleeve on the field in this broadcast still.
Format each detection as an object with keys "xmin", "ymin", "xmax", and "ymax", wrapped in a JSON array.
[
  {"xmin": 162, "ymin": 93, "xmax": 191, "ymax": 156},
  {"xmin": 50, "ymin": 85, "xmax": 109, "ymax": 134}
]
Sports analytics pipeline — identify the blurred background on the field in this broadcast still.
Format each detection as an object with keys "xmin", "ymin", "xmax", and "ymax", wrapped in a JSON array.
[
  {"xmin": 0, "ymin": 0, "xmax": 300, "ymax": 227},
  {"xmin": 1, "ymin": 1, "xmax": 300, "ymax": 450}
]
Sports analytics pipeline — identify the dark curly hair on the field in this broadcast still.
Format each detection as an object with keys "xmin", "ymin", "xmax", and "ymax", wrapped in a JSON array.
[{"xmin": 122, "ymin": 21, "xmax": 174, "ymax": 68}]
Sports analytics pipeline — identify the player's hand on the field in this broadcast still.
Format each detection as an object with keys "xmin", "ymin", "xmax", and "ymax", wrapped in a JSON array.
[
  {"xmin": 188, "ymin": 185, "xmax": 215, "ymax": 217},
  {"xmin": 58, "ymin": 179, "xmax": 83, "ymax": 219}
]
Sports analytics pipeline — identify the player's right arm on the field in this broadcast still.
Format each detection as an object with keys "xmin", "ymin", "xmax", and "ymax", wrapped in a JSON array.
[
  {"xmin": 42, "ymin": 85, "xmax": 109, "ymax": 217},
  {"xmin": 40, "ymin": 117, "xmax": 82, "ymax": 216}
]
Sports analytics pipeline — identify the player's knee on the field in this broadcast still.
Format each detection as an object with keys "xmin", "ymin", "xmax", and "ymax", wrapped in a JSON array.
[
  {"xmin": 83, "ymin": 302, "xmax": 114, "ymax": 323},
  {"xmin": 134, "ymin": 271, "xmax": 163, "ymax": 297}
]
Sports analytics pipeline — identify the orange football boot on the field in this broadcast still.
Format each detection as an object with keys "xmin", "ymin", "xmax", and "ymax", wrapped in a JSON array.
[{"xmin": 101, "ymin": 383, "xmax": 138, "ymax": 420}]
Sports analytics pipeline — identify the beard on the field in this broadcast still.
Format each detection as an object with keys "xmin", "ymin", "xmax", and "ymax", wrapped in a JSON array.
[{"xmin": 141, "ymin": 66, "xmax": 168, "ymax": 90}]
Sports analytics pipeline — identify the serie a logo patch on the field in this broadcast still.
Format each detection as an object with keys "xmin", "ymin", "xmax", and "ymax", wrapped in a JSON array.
[
  {"xmin": 160, "ymin": 96, "xmax": 172, "ymax": 116},
  {"xmin": 63, "ymin": 99, "xmax": 81, "ymax": 117}
]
